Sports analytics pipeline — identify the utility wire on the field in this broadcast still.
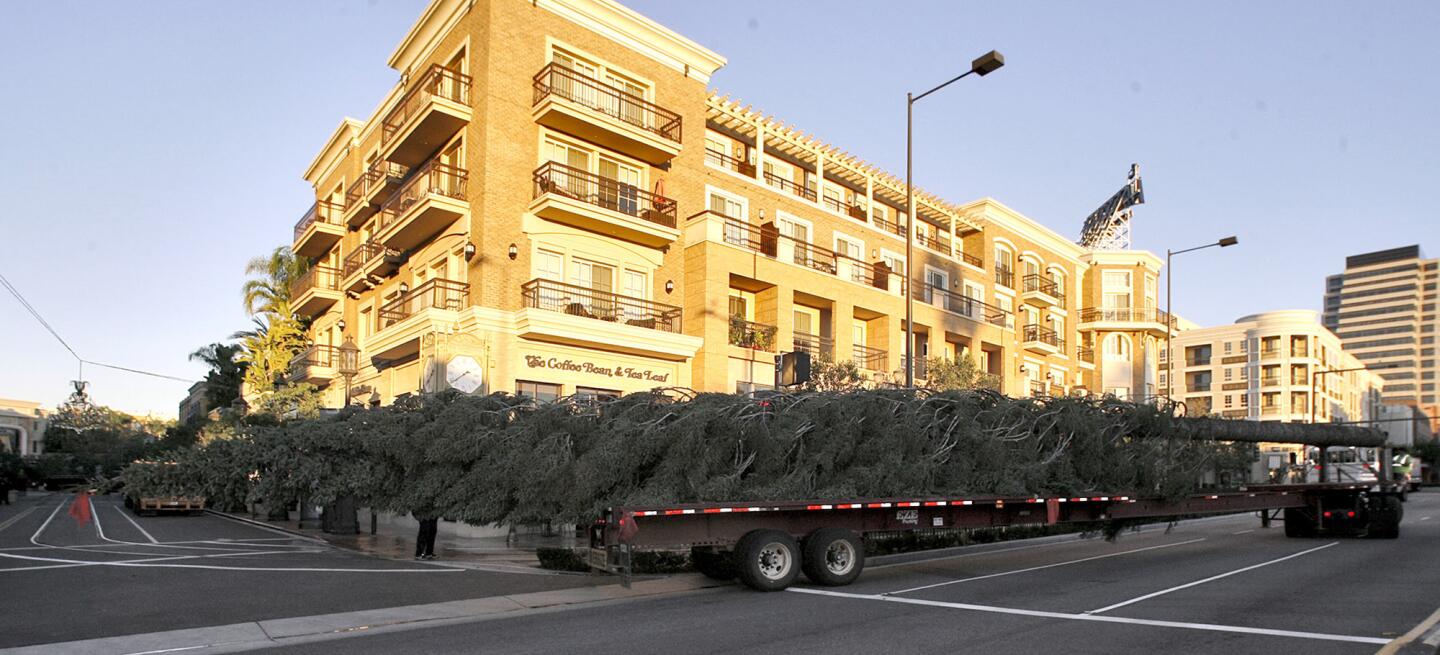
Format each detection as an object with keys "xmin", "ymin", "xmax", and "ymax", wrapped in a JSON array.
[{"xmin": 0, "ymin": 269, "xmax": 190, "ymax": 384}]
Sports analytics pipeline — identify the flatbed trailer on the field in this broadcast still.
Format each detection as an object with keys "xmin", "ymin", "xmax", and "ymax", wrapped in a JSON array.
[
  {"xmin": 590, "ymin": 482, "xmax": 1403, "ymax": 591},
  {"xmin": 132, "ymin": 496, "xmax": 206, "ymax": 516}
]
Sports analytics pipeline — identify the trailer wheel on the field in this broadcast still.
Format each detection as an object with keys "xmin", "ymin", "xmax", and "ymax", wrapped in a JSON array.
[
  {"xmin": 734, "ymin": 529, "xmax": 800, "ymax": 592},
  {"xmin": 1283, "ymin": 508, "xmax": 1315, "ymax": 538},
  {"xmin": 801, "ymin": 528, "xmax": 864, "ymax": 586},
  {"xmin": 1365, "ymin": 496, "xmax": 1402, "ymax": 539},
  {"xmin": 690, "ymin": 548, "xmax": 736, "ymax": 581}
]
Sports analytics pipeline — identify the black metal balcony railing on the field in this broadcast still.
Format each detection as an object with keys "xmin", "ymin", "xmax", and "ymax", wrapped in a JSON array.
[
  {"xmin": 994, "ymin": 267, "xmax": 1015, "ymax": 288},
  {"xmin": 872, "ymin": 214, "xmax": 906, "ymax": 238},
  {"xmin": 790, "ymin": 239, "xmax": 838, "ymax": 275},
  {"xmin": 345, "ymin": 161, "xmax": 408, "ymax": 211},
  {"xmin": 376, "ymin": 159, "xmax": 469, "ymax": 234},
  {"xmin": 821, "ymin": 195, "xmax": 867, "ymax": 222},
  {"xmin": 729, "ymin": 317, "xmax": 777, "ymax": 351},
  {"xmin": 378, "ymin": 278, "xmax": 470, "ymax": 328},
  {"xmin": 849, "ymin": 259, "xmax": 897, "ymax": 291},
  {"xmin": 290, "ymin": 344, "xmax": 339, "ymax": 371},
  {"xmin": 1078, "ymin": 307, "xmax": 1175, "ymax": 327},
  {"xmin": 793, "ymin": 331, "xmax": 834, "ymax": 361},
  {"xmin": 852, "ymin": 344, "xmax": 887, "ymax": 370},
  {"xmin": 293, "ymin": 200, "xmax": 345, "ymax": 240},
  {"xmin": 704, "ymin": 148, "xmax": 756, "ymax": 177},
  {"xmin": 1022, "ymin": 273, "xmax": 1065, "ymax": 306},
  {"xmin": 764, "ymin": 171, "xmax": 818, "ymax": 202},
  {"xmin": 1078, "ymin": 347, "xmax": 1095, "ymax": 363},
  {"xmin": 959, "ymin": 251, "xmax": 983, "ymax": 268},
  {"xmin": 290, "ymin": 265, "xmax": 342, "ymax": 299},
  {"xmin": 901, "ymin": 356, "xmax": 929, "ymax": 380},
  {"xmin": 522, "ymin": 278, "xmax": 681, "ymax": 333},
  {"xmin": 342, "ymin": 241, "xmax": 400, "ymax": 279},
  {"xmin": 1023, "ymin": 324, "xmax": 1064, "ymax": 351},
  {"xmin": 916, "ymin": 231, "xmax": 951, "ymax": 254},
  {"xmin": 382, "ymin": 64, "xmax": 471, "ymax": 147},
  {"xmin": 532, "ymin": 63, "xmax": 682, "ymax": 142},
  {"xmin": 533, "ymin": 161, "xmax": 677, "ymax": 228},
  {"xmin": 1030, "ymin": 380, "xmax": 1047, "ymax": 398}
]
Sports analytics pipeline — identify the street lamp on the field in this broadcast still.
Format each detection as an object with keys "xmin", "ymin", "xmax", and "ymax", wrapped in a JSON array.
[
  {"xmin": 337, "ymin": 337, "xmax": 359, "ymax": 408},
  {"xmin": 1164, "ymin": 236, "xmax": 1237, "ymax": 399},
  {"xmin": 905, "ymin": 50, "xmax": 1005, "ymax": 388}
]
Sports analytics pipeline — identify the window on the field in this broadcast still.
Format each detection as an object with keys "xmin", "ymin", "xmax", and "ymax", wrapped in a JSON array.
[
  {"xmin": 1105, "ymin": 334, "xmax": 1132, "ymax": 360},
  {"xmin": 995, "ymin": 245, "xmax": 1014, "ymax": 277},
  {"xmin": 708, "ymin": 189, "xmax": 745, "ymax": 219},
  {"xmin": 517, "ymin": 380, "xmax": 562, "ymax": 403},
  {"xmin": 575, "ymin": 386, "xmax": 622, "ymax": 402},
  {"xmin": 728, "ymin": 292, "xmax": 751, "ymax": 320},
  {"xmin": 1144, "ymin": 274, "xmax": 1157, "ymax": 310},
  {"xmin": 1050, "ymin": 315, "xmax": 1064, "ymax": 344},
  {"xmin": 1224, "ymin": 368, "xmax": 1233, "ymax": 381},
  {"xmin": 872, "ymin": 205, "xmax": 888, "ymax": 225},
  {"xmin": 834, "ymin": 234, "xmax": 863, "ymax": 261},
  {"xmin": 534, "ymin": 249, "xmax": 564, "ymax": 310},
  {"xmin": 1224, "ymin": 341, "xmax": 1232, "ymax": 355},
  {"xmin": 995, "ymin": 294, "xmax": 1014, "ymax": 329},
  {"xmin": 1224, "ymin": 395, "xmax": 1233, "ymax": 408},
  {"xmin": 1103, "ymin": 270, "xmax": 1132, "ymax": 309},
  {"xmin": 570, "ymin": 259, "xmax": 615, "ymax": 318},
  {"xmin": 622, "ymin": 270, "xmax": 647, "ymax": 321}
]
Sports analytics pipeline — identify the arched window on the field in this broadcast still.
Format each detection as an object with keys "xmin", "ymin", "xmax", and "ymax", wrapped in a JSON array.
[
  {"xmin": 994, "ymin": 245, "xmax": 1013, "ymax": 273},
  {"xmin": 1104, "ymin": 334, "xmax": 1132, "ymax": 360}
]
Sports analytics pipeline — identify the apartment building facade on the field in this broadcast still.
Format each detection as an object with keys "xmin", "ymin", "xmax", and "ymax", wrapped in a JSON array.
[
  {"xmin": 285, "ymin": 0, "xmax": 1168, "ymax": 406},
  {"xmin": 1323, "ymin": 245, "xmax": 1439, "ymax": 431}
]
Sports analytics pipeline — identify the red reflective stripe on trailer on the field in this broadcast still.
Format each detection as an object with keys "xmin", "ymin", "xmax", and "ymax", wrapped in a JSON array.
[
  {"xmin": 1072, "ymin": 497, "xmax": 1088, "ymax": 502},
  {"xmin": 702, "ymin": 508, "xmax": 722, "ymax": 514},
  {"xmin": 839, "ymin": 503, "xmax": 862, "ymax": 509},
  {"xmin": 923, "ymin": 501, "xmax": 946, "ymax": 507},
  {"xmin": 664, "ymin": 509, "xmax": 685, "ymax": 516},
  {"xmin": 1028, "ymin": 498, "xmax": 1041, "ymax": 503},
  {"xmin": 865, "ymin": 503, "xmax": 884, "ymax": 509},
  {"xmin": 898, "ymin": 502, "xmax": 919, "ymax": 507}
]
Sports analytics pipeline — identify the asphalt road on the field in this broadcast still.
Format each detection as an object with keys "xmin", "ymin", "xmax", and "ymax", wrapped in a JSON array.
[
  {"xmin": 0, "ymin": 492, "xmax": 602, "ymax": 649},
  {"xmin": 250, "ymin": 491, "xmax": 1440, "ymax": 655}
]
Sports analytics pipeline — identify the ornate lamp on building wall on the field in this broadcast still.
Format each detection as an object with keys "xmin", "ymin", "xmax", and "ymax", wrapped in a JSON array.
[{"xmin": 337, "ymin": 337, "xmax": 360, "ymax": 407}]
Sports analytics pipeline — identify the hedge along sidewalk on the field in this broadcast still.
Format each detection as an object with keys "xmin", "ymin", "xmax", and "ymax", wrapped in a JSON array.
[{"xmin": 207, "ymin": 507, "xmax": 582, "ymax": 574}]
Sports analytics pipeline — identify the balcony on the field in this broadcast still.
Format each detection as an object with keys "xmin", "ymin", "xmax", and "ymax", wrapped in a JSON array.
[
  {"xmin": 1186, "ymin": 356, "xmax": 1212, "ymax": 367},
  {"xmin": 1022, "ymin": 324, "xmax": 1063, "ymax": 356},
  {"xmin": 915, "ymin": 284, "xmax": 1010, "ymax": 328},
  {"xmin": 1029, "ymin": 380, "xmax": 1047, "ymax": 398},
  {"xmin": 705, "ymin": 148, "xmax": 755, "ymax": 177},
  {"xmin": 375, "ymin": 159, "xmax": 469, "ymax": 252},
  {"xmin": 793, "ymin": 331, "xmax": 834, "ymax": 362},
  {"xmin": 1260, "ymin": 348, "xmax": 1283, "ymax": 360},
  {"xmin": 1188, "ymin": 382, "xmax": 1212, "ymax": 393},
  {"xmin": 1021, "ymin": 273, "xmax": 1064, "ymax": 309},
  {"xmin": 292, "ymin": 200, "xmax": 345, "ymax": 258},
  {"xmin": 959, "ymin": 251, "xmax": 983, "ymax": 269},
  {"xmin": 343, "ymin": 161, "xmax": 408, "ymax": 228},
  {"xmin": 729, "ymin": 317, "xmax": 777, "ymax": 351},
  {"xmin": 1078, "ymin": 347, "xmax": 1095, "ymax": 364},
  {"xmin": 1077, "ymin": 307, "xmax": 1174, "ymax": 338},
  {"xmin": 371, "ymin": 278, "xmax": 470, "ymax": 359},
  {"xmin": 532, "ymin": 63, "xmax": 682, "ymax": 165},
  {"xmin": 917, "ymin": 231, "xmax": 951, "ymax": 256},
  {"xmin": 872, "ymin": 214, "xmax": 906, "ymax": 238},
  {"xmin": 1261, "ymin": 405, "xmax": 1282, "ymax": 416},
  {"xmin": 518, "ymin": 278, "xmax": 698, "ymax": 360},
  {"xmin": 341, "ymin": 241, "xmax": 402, "ymax": 292},
  {"xmin": 530, "ymin": 162, "xmax": 679, "ymax": 247},
  {"xmin": 1260, "ymin": 375, "xmax": 1281, "ymax": 387},
  {"xmin": 764, "ymin": 171, "xmax": 817, "ymax": 202},
  {"xmin": 852, "ymin": 344, "xmax": 887, "ymax": 370},
  {"xmin": 822, "ymin": 195, "xmax": 867, "ymax": 222},
  {"xmin": 288, "ymin": 344, "xmax": 339, "ymax": 386},
  {"xmin": 994, "ymin": 267, "xmax": 1015, "ymax": 289},
  {"xmin": 290, "ymin": 266, "xmax": 343, "ymax": 318},
  {"xmin": 380, "ymin": 64, "xmax": 472, "ymax": 167}
]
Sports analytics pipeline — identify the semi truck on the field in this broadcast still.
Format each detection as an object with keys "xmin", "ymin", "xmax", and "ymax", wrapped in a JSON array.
[{"xmin": 589, "ymin": 418, "xmax": 1404, "ymax": 591}]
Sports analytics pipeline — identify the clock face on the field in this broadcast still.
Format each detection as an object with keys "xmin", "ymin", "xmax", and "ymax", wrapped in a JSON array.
[{"xmin": 445, "ymin": 356, "xmax": 483, "ymax": 394}]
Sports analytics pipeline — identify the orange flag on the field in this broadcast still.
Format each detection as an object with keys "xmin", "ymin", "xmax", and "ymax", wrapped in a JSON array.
[{"xmin": 67, "ymin": 491, "xmax": 92, "ymax": 527}]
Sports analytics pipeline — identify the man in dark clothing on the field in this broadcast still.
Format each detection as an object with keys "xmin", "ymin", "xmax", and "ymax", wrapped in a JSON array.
[{"xmin": 414, "ymin": 511, "xmax": 438, "ymax": 560}]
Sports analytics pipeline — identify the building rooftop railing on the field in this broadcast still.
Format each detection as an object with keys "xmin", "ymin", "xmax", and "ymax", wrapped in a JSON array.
[
  {"xmin": 533, "ymin": 161, "xmax": 677, "ymax": 228},
  {"xmin": 382, "ymin": 64, "xmax": 471, "ymax": 148},
  {"xmin": 293, "ymin": 200, "xmax": 345, "ymax": 241},
  {"xmin": 378, "ymin": 278, "xmax": 470, "ymax": 327},
  {"xmin": 532, "ymin": 62, "xmax": 682, "ymax": 142},
  {"xmin": 521, "ymin": 278, "xmax": 681, "ymax": 333},
  {"xmin": 705, "ymin": 148, "xmax": 755, "ymax": 177},
  {"xmin": 1078, "ymin": 307, "xmax": 1174, "ymax": 327}
]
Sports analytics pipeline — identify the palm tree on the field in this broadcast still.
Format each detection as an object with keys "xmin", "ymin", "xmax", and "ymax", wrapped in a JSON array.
[
  {"xmin": 189, "ymin": 343, "xmax": 247, "ymax": 411},
  {"xmin": 232, "ymin": 310, "xmax": 307, "ymax": 394},
  {"xmin": 242, "ymin": 247, "xmax": 310, "ymax": 316}
]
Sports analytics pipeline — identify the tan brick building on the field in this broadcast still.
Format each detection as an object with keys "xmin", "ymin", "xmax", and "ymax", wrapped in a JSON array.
[{"xmin": 286, "ymin": 0, "xmax": 1170, "ymax": 406}]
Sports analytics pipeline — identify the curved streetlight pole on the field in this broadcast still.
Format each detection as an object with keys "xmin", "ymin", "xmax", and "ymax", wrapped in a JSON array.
[
  {"xmin": 905, "ymin": 50, "xmax": 1005, "ymax": 388},
  {"xmin": 1164, "ymin": 236, "xmax": 1237, "ymax": 400}
]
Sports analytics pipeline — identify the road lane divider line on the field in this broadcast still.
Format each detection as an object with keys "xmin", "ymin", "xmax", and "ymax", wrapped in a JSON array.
[
  {"xmin": 112, "ymin": 504, "xmax": 159, "ymax": 543},
  {"xmin": 884, "ymin": 538, "xmax": 1206, "ymax": 596},
  {"xmin": 0, "ymin": 547, "xmax": 334, "ymax": 573},
  {"xmin": 1085, "ymin": 541, "xmax": 1338, "ymax": 615},
  {"xmin": 1376, "ymin": 603, "xmax": 1440, "ymax": 654},
  {"xmin": 788, "ymin": 587, "xmax": 1390, "ymax": 646},
  {"xmin": 28, "ymin": 499, "xmax": 66, "ymax": 546},
  {"xmin": 0, "ymin": 506, "xmax": 37, "ymax": 534},
  {"xmin": 1232, "ymin": 529, "xmax": 1255, "ymax": 535},
  {"xmin": 1420, "ymin": 516, "xmax": 1431, "ymax": 521}
]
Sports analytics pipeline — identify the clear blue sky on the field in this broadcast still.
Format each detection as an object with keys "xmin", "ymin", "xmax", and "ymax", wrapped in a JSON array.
[{"xmin": 1, "ymin": 1, "xmax": 1436, "ymax": 417}]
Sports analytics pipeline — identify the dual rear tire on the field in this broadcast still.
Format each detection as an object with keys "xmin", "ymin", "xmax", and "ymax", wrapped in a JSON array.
[{"xmin": 727, "ymin": 528, "xmax": 865, "ymax": 591}]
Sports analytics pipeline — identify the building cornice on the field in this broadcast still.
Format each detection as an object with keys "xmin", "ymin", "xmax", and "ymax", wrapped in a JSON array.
[
  {"xmin": 537, "ymin": 0, "xmax": 726, "ymax": 84},
  {"xmin": 302, "ymin": 118, "xmax": 363, "ymax": 186},
  {"xmin": 961, "ymin": 198, "xmax": 1087, "ymax": 266},
  {"xmin": 1081, "ymin": 249, "xmax": 1163, "ymax": 270},
  {"xmin": 388, "ymin": 0, "xmax": 472, "ymax": 74}
]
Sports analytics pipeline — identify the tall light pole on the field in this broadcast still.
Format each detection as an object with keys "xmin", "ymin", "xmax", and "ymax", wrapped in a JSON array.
[
  {"xmin": 906, "ymin": 50, "xmax": 1004, "ymax": 388},
  {"xmin": 1164, "ymin": 236, "xmax": 1237, "ymax": 399}
]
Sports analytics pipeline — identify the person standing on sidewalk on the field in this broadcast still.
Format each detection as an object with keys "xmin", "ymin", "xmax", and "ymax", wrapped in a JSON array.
[{"xmin": 413, "ymin": 509, "xmax": 438, "ymax": 560}]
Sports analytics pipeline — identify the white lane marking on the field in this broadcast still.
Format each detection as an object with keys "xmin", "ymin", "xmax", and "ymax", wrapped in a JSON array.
[
  {"xmin": 868, "ymin": 536, "xmax": 1081, "ymax": 571},
  {"xmin": 29, "ymin": 498, "xmax": 67, "ymax": 546},
  {"xmin": 204, "ymin": 510, "xmax": 329, "ymax": 544},
  {"xmin": 788, "ymin": 587, "xmax": 1390, "ymax": 645},
  {"xmin": 885, "ymin": 538, "xmax": 1206, "ymax": 596},
  {"xmin": 1086, "ymin": 542, "xmax": 1339, "ymax": 615},
  {"xmin": 1420, "ymin": 516, "xmax": 1431, "ymax": 521},
  {"xmin": 0, "ymin": 506, "xmax": 38, "ymax": 534},
  {"xmin": 113, "ymin": 504, "xmax": 159, "ymax": 543},
  {"xmin": 1232, "ymin": 529, "xmax": 1255, "ymax": 535},
  {"xmin": 0, "ymin": 547, "xmax": 323, "ymax": 571}
]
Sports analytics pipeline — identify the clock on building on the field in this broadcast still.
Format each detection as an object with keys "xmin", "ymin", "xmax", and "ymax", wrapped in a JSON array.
[{"xmin": 445, "ymin": 355, "xmax": 484, "ymax": 394}]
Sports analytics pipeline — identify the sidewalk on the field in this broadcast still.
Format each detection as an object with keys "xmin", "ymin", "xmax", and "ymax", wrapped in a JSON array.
[{"xmin": 209, "ymin": 508, "xmax": 585, "ymax": 572}]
